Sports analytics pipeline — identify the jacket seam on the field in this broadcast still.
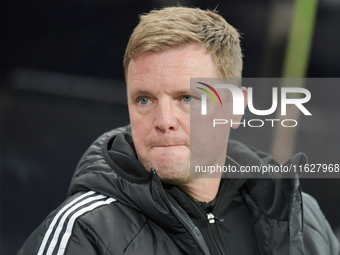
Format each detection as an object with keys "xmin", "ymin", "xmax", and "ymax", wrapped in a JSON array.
[
  {"xmin": 77, "ymin": 204, "xmax": 149, "ymax": 255},
  {"xmin": 78, "ymin": 219, "xmax": 114, "ymax": 255},
  {"xmin": 303, "ymin": 221, "xmax": 329, "ymax": 245},
  {"xmin": 122, "ymin": 220, "xmax": 149, "ymax": 254},
  {"xmin": 114, "ymin": 203, "xmax": 144, "ymax": 230}
]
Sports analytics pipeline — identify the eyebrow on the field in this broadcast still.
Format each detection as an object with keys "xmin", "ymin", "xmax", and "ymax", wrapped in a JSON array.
[
  {"xmin": 130, "ymin": 90, "xmax": 150, "ymax": 97},
  {"xmin": 129, "ymin": 90, "xmax": 154, "ymax": 101},
  {"xmin": 173, "ymin": 90, "xmax": 191, "ymax": 95}
]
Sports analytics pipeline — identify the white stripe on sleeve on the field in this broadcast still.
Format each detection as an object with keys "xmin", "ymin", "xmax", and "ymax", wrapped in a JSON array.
[
  {"xmin": 45, "ymin": 194, "xmax": 107, "ymax": 255},
  {"xmin": 37, "ymin": 190, "xmax": 95, "ymax": 255},
  {"xmin": 56, "ymin": 197, "xmax": 116, "ymax": 255}
]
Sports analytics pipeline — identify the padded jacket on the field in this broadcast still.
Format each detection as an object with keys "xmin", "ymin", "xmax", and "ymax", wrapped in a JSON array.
[{"xmin": 18, "ymin": 125, "xmax": 340, "ymax": 255}]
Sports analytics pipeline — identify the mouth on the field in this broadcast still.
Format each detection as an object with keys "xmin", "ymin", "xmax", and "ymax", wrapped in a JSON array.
[
  {"xmin": 152, "ymin": 144, "xmax": 185, "ymax": 148},
  {"xmin": 149, "ymin": 137, "xmax": 189, "ymax": 149}
]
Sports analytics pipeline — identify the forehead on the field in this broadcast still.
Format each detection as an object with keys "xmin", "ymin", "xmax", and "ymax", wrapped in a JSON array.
[{"xmin": 126, "ymin": 44, "xmax": 219, "ymax": 91}]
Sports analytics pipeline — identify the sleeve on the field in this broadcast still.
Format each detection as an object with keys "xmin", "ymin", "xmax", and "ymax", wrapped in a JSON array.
[
  {"xmin": 17, "ymin": 191, "xmax": 116, "ymax": 255},
  {"xmin": 17, "ymin": 218, "xmax": 99, "ymax": 255},
  {"xmin": 302, "ymin": 192, "xmax": 340, "ymax": 255}
]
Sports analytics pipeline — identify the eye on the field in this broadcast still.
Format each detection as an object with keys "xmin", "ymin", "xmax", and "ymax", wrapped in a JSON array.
[
  {"xmin": 182, "ymin": 95, "xmax": 192, "ymax": 102},
  {"xmin": 138, "ymin": 97, "xmax": 149, "ymax": 105}
]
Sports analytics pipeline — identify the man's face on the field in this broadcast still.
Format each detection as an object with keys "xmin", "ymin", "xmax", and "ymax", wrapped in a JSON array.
[{"xmin": 127, "ymin": 44, "xmax": 234, "ymax": 184}]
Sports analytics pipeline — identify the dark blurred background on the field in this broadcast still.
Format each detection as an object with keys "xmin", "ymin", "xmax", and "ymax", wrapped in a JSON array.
[{"xmin": 1, "ymin": 0, "xmax": 340, "ymax": 254}]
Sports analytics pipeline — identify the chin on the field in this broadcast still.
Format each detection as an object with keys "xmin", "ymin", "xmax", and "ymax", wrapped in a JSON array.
[
  {"xmin": 138, "ymin": 152, "xmax": 192, "ymax": 184},
  {"xmin": 153, "ymin": 162, "xmax": 192, "ymax": 185},
  {"xmin": 158, "ymin": 174, "xmax": 192, "ymax": 186}
]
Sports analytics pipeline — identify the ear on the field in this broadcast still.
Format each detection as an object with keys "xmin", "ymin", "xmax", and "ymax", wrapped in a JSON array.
[{"xmin": 231, "ymin": 87, "xmax": 247, "ymax": 129}]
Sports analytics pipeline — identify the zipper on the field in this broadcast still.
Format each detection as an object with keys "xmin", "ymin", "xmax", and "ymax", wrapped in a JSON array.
[
  {"xmin": 207, "ymin": 213, "xmax": 224, "ymax": 224},
  {"xmin": 150, "ymin": 168, "xmax": 211, "ymax": 255},
  {"xmin": 198, "ymin": 178, "xmax": 237, "ymax": 255},
  {"xmin": 206, "ymin": 212, "xmax": 228, "ymax": 255},
  {"xmin": 207, "ymin": 178, "xmax": 237, "ymax": 255},
  {"xmin": 193, "ymin": 198, "xmax": 228, "ymax": 255}
]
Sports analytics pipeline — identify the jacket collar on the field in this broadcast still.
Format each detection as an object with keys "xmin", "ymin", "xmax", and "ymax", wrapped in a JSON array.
[
  {"xmin": 68, "ymin": 126, "xmax": 307, "ymax": 255},
  {"xmin": 68, "ymin": 126, "xmax": 211, "ymax": 255}
]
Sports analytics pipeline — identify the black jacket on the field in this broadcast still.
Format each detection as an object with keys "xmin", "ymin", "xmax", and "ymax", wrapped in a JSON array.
[{"xmin": 18, "ymin": 126, "xmax": 340, "ymax": 255}]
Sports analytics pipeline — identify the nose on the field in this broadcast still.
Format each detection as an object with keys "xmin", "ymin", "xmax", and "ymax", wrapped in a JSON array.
[{"xmin": 154, "ymin": 98, "xmax": 179, "ymax": 133}]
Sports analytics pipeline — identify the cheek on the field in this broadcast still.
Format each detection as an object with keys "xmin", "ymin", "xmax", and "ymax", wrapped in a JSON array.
[
  {"xmin": 179, "ymin": 111, "xmax": 191, "ymax": 133},
  {"xmin": 130, "ymin": 111, "xmax": 152, "ymax": 148},
  {"xmin": 190, "ymin": 102, "xmax": 231, "ymax": 150},
  {"xmin": 129, "ymin": 105, "xmax": 147, "ymax": 128}
]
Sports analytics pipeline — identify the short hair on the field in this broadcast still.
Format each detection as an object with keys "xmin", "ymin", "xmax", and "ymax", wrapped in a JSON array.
[{"xmin": 123, "ymin": 6, "xmax": 243, "ymax": 79}]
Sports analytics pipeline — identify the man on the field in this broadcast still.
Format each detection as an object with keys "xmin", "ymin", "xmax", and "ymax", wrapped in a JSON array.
[{"xmin": 18, "ymin": 6, "xmax": 339, "ymax": 255}]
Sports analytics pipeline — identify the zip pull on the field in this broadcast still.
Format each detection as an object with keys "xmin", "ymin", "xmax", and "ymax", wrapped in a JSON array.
[
  {"xmin": 207, "ymin": 213, "xmax": 224, "ymax": 224},
  {"xmin": 151, "ymin": 168, "xmax": 157, "ymax": 175}
]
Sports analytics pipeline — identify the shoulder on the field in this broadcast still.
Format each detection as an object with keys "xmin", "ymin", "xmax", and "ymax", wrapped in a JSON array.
[
  {"xmin": 302, "ymin": 192, "xmax": 340, "ymax": 254},
  {"xmin": 303, "ymin": 192, "xmax": 330, "ymax": 238},
  {"xmin": 18, "ymin": 191, "xmax": 149, "ymax": 255}
]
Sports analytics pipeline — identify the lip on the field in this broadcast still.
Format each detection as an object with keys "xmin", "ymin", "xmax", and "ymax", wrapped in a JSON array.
[{"xmin": 152, "ymin": 144, "xmax": 184, "ymax": 148}]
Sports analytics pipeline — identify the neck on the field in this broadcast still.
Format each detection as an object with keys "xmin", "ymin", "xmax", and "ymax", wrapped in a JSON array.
[
  {"xmin": 178, "ymin": 177, "xmax": 221, "ymax": 202},
  {"xmin": 180, "ymin": 145, "xmax": 228, "ymax": 202}
]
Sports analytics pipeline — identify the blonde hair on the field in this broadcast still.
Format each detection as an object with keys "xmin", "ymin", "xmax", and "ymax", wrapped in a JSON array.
[{"xmin": 123, "ymin": 6, "xmax": 243, "ymax": 79}]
